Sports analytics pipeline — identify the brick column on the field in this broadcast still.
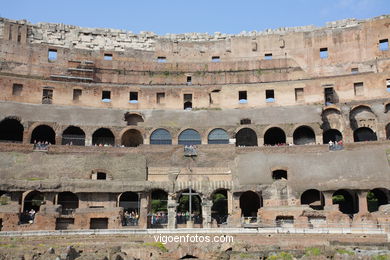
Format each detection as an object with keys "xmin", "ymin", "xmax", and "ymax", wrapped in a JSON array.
[
  {"xmin": 358, "ymin": 191, "xmax": 368, "ymax": 214},
  {"xmin": 138, "ymin": 192, "xmax": 148, "ymax": 229},
  {"xmin": 323, "ymin": 191, "xmax": 334, "ymax": 208},
  {"xmin": 167, "ymin": 193, "xmax": 177, "ymax": 229},
  {"xmin": 201, "ymin": 198, "xmax": 212, "ymax": 228},
  {"xmin": 228, "ymin": 193, "xmax": 241, "ymax": 227}
]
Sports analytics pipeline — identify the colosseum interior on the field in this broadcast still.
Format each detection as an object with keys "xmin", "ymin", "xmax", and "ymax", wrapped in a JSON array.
[{"xmin": 0, "ymin": 15, "xmax": 389, "ymax": 234}]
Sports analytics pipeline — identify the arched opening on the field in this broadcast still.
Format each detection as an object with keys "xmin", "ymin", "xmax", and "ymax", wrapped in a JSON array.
[
  {"xmin": 240, "ymin": 191, "xmax": 261, "ymax": 219},
  {"xmin": 367, "ymin": 188, "xmax": 389, "ymax": 212},
  {"xmin": 386, "ymin": 123, "xmax": 390, "ymax": 140},
  {"xmin": 61, "ymin": 126, "xmax": 85, "ymax": 146},
  {"xmin": 322, "ymin": 129, "xmax": 342, "ymax": 144},
  {"xmin": 178, "ymin": 129, "xmax": 201, "ymax": 145},
  {"xmin": 300, "ymin": 189, "xmax": 324, "ymax": 210},
  {"xmin": 23, "ymin": 191, "xmax": 44, "ymax": 213},
  {"xmin": 293, "ymin": 126, "xmax": 315, "ymax": 145},
  {"xmin": 97, "ymin": 172, "xmax": 107, "ymax": 180},
  {"xmin": 92, "ymin": 128, "xmax": 115, "ymax": 146},
  {"xmin": 353, "ymin": 127, "xmax": 377, "ymax": 142},
  {"xmin": 119, "ymin": 192, "xmax": 139, "ymax": 226},
  {"xmin": 149, "ymin": 189, "xmax": 168, "ymax": 228},
  {"xmin": 332, "ymin": 189, "xmax": 359, "ymax": 216},
  {"xmin": 208, "ymin": 128, "xmax": 229, "ymax": 144},
  {"xmin": 150, "ymin": 129, "xmax": 172, "ymax": 145},
  {"xmin": 184, "ymin": 101, "xmax": 192, "ymax": 110},
  {"xmin": 272, "ymin": 170, "xmax": 287, "ymax": 180},
  {"xmin": 176, "ymin": 189, "xmax": 202, "ymax": 225},
  {"xmin": 124, "ymin": 113, "xmax": 144, "ymax": 126},
  {"xmin": 0, "ymin": 118, "xmax": 24, "ymax": 143},
  {"xmin": 121, "ymin": 129, "xmax": 143, "ymax": 147},
  {"xmin": 57, "ymin": 192, "xmax": 79, "ymax": 215},
  {"xmin": 349, "ymin": 105, "xmax": 377, "ymax": 131},
  {"xmin": 30, "ymin": 125, "xmax": 56, "ymax": 144},
  {"xmin": 235, "ymin": 128, "xmax": 258, "ymax": 147},
  {"xmin": 264, "ymin": 127, "xmax": 286, "ymax": 146},
  {"xmin": 211, "ymin": 189, "xmax": 228, "ymax": 225}
]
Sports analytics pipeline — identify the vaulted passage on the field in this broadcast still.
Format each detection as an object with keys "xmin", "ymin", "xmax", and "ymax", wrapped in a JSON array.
[
  {"xmin": 367, "ymin": 188, "xmax": 390, "ymax": 212},
  {"xmin": 149, "ymin": 189, "xmax": 168, "ymax": 228},
  {"xmin": 264, "ymin": 127, "xmax": 286, "ymax": 146},
  {"xmin": 322, "ymin": 129, "xmax": 342, "ymax": 144},
  {"xmin": 177, "ymin": 189, "xmax": 202, "ymax": 225},
  {"xmin": 30, "ymin": 125, "xmax": 56, "ymax": 144},
  {"xmin": 62, "ymin": 126, "xmax": 85, "ymax": 146},
  {"xmin": 23, "ymin": 190, "xmax": 44, "ymax": 212},
  {"xmin": 240, "ymin": 191, "xmax": 261, "ymax": 218},
  {"xmin": 353, "ymin": 127, "xmax": 377, "ymax": 142},
  {"xmin": 119, "ymin": 192, "xmax": 139, "ymax": 213},
  {"xmin": 236, "ymin": 128, "xmax": 257, "ymax": 146},
  {"xmin": 333, "ymin": 189, "xmax": 359, "ymax": 215},
  {"xmin": 150, "ymin": 128, "xmax": 172, "ymax": 145},
  {"xmin": 92, "ymin": 128, "xmax": 115, "ymax": 146},
  {"xmin": 301, "ymin": 189, "xmax": 324, "ymax": 210},
  {"xmin": 293, "ymin": 126, "xmax": 315, "ymax": 145},
  {"xmin": 57, "ymin": 192, "xmax": 79, "ymax": 215},
  {"xmin": 211, "ymin": 189, "xmax": 228, "ymax": 225},
  {"xmin": 0, "ymin": 118, "xmax": 24, "ymax": 143},
  {"xmin": 121, "ymin": 129, "xmax": 143, "ymax": 147}
]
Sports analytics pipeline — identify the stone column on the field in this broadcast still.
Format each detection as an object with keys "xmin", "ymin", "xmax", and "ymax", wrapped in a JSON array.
[
  {"xmin": 286, "ymin": 136, "xmax": 293, "ymax": 145},
  {"xmin": 44, "ymin": 193, "xmax": 55, "ymax": 206},
  {"xmin": 22, "ymin": 130, "xmax": 29, "ymax": 144},
  {"xmin": 201, "ymin": 198, "xmax": 212, "ymax": 228},
  {"xmin": 138, "ymin": 192, "xmax": 149, "ymax": 229},
  {"xmin": 358, "ymin": 191, "xmax": 368, "ymax": 214},
  {"xmin": 55, "ymin": 136, "xmax": 62, "ymax": 146},
  {"xmin": 228, "ymin": 193, "xmax": 241, "ymax": 227},
  {"xmin": 323, "ymin": 191, "xmax": 334, "ymax": 208},
  {"xmin": 167, "ymin": 193, "xmax": 177, "ymax": 229}
]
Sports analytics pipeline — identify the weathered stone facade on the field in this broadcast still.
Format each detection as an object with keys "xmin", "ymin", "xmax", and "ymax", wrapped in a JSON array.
[{"xmin": 0, "ymin": 15, "xmax": 389, "ymax": 232}]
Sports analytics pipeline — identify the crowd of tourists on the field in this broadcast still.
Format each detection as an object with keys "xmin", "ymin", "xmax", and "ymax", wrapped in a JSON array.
[
  {"xmin": 328, "ymin": 140, "xmax": 344, "ymax": 150},
  {"xmin": 176, "ymin": 212, "xmax": 202, "ymax": 224},
  {"xmin": 148, "ymin": 212, "xmax": 168, "ymax": 226},
  {"xmin": 123, "ymin": 211, "xmax": 139, "ymax": 226},
  {"xmin": 33, "ymin": 140, "xmax": 51, "ymax": 150}
]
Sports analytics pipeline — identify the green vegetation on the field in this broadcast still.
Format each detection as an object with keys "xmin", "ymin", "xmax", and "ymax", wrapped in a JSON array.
[
  {"xmin": 335, "ymin": 248, "xmax": 354, "ymax": 256},
  {"xmin": 332, "ymin": 194, "xmax": 345, "ymax": 203},
  {"xmin": 305, "ymin": 247, "xmax": 321, "ymax": 256},
  {"xmin": 372, "ymin": 255, "xmax": 390, "ymax": 260},
  {"xmin": 26, "ymin": 177, "xmax": 43, "ymax": 181},
  {"xmin": 267, "ymin": 252, "xmax": 294, "ymax": 260},
  {"xmin": 151, "ymin": 199, "xmax": 167, "ymax": 213},
  {"xmin": 239, "ymin": 252, "xmax": 253, "ymax": 258},
  {"xmin": 143, "ymin": 242, "xmax": 168, "ymax": 252}
]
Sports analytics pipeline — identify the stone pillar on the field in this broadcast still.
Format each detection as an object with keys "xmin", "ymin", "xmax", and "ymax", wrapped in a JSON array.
[
  {"xmin": 22, "ymin": 130, "xmax": 29, "ymax": 144},
  {"xmin": 315, "ymin": 135, "xmax": 322, "ymax": 145},
  {"xmin": 228, "ymin": 193, "xmax": 241, "ymax": 227},
  {"xmin": 138, "ymin": 192, "xmax": 148, "ymax": 229},
  {"xmin": 55, "ymin": 136, "xmax": 61, "ymax": 146},
  {"xmin": 358, "ymin": 191, "xmax": 368, "ymax": 214},
  {"xmin": 201, "ymin": 198, "xmax": 212, "ymax": 228},
  {"xmin": 258, "ymin": 137, "xmax": 264, "ymax": 146},
  {"xmin": 323, "ymin": 191, "xmax": 334, "ymax": 208},
  {"xmin": 85, "ymin": 135, "xmax": 92, "ymax": 146},
  {"xmin": 167, "ymin": 193, "xmax": 177, "ymax": 229},
  {"xmin": 286, "ymin": 136, "xmax": 293, "ymax": 145},
  {"xmin": 44, "ymin": 193, "xmax": 55, "ymax": 206}
]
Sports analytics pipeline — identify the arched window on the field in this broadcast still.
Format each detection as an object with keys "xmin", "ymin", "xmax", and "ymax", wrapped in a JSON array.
[
  {"xmin": 150, "ymin": 129, "xmax": 172, "ymax": 145},
  {"xmin": 301, "ymin": 189, "xmax": 324, "ymax": 210},
  {"xmin": 211, "ymin": 189, "xmax": 228, "ymax": 225},
  {"xmin": 272, "ymin": 170, "xmax": 287, "ymax": 180},
  {"xmin": 0, "ymin": 118, "xmax": 24, "ymax": 143},
  {"xmin": 62, "ymin": 126, "xmax": 85, "ymax": 146},
  {"xmin": 367, "ymin": 188, "xmax": 389, "ymax": 212},
  {"xmin": 239, "ymin": 191, "xmax": 261, "ymax": 218},
  {"xmin": 124, "ymin": 113, "xmax": 144, "ymax": 126},
  {"xmin": 353, "ymin": 127, "xmax": 377, "ymax": 142},
  {"xmin": 332, "ymin": 189, "xmax": 359, "ymax": 215},
  {"xmin": 264, "ymin": 127, "xmax": 286, "ymax": 146},
  {"xmin": 293, "ymin": 126, "xmax": 315, "ymax": 145},
  {"xmin": 92, "ymin": 128, "xmax": 115, "ymax": 146},
  {"xmin": 121, "ymin": 129, "xmax": 143, "ymax": 147},
  {"xmin": 30, "ymin": 125, "xmax": 56, "ymax": 144},
  {"xmin": 208, "ymin": 128, "xmax": 229, "ymax": 144},
  {"xmin": 178, "ymin": 129, "xmax": 201, "ymax": 145},
  {"xmin": 235, "ymin": 128, "xmax": 257, "ymax": 147}
]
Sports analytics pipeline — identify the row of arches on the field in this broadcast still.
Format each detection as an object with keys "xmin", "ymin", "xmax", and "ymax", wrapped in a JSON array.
[{"xmin": 1, "ymin": 118, "xmax": 387, "ymax": 147}]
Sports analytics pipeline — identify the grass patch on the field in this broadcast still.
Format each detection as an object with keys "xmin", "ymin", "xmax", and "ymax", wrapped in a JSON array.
[
  {"xmin": 336, "ymin": 248, "xmax": 354, "ymax": 256},
  {"xmin": 372, "ymin": 255, "xmax": 390, "ymax": 260},
  {"xmin": 143, "ymin": 242, "xmax": 168, "ymax": 252},
  {"xmin": 239, "ymin": 252, "xmax": 253, "ymax": 258},
  {"xmin": 26, "ymin": 177, "xmax": 44, "ymax": 181},
  {"xmin": 305, "ymin": 247, "xmax": 321, "ymax": 256},
  {"xmin": 268, "ymin": 252, "xmax": 294, "ymax": 260}
]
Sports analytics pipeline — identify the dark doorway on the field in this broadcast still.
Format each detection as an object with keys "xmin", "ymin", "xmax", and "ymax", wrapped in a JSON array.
[
  {"xmin": 240, "ymin": 191, "xmax": 261, "ymax": 217},
  {"xmin": 62, "ymin": 126, "xmax": 85, "ymax": 146},
  {"xmin": 386, "ymin": 124, "xmax": 390, "ymax": 140},
  {"xmin": 119, "ymin": 192, "xmax": 139, "ymax": 213},
  {"xmin": 184, "ymin": 101, "xmax": 192, "ymax": 110},
  {"xmin": 301, "ymin": 189, "xmax": 324, "ymax": 210},
  {"xmin": 149, "ymin": 189, "xmax": 168, "ymax": 228},
  {"xmin": 353, "ymin": 127, "xmax": 377, "ymax": 142},
  {"xmin": 90, "ymin": 218, "xmax": 108, "ymax": 229},
  {"xmin": 57, "ymin": 192, "xmax": 79, "ymax": 215},
  {"xmin": 121, "ymin": 129, "xmax": 143, "ymax": 147},
  {"xmin": 322, "ymin": 129, "xmax": 342, "ymax": 144},
  {"xmin": 236, "ymin": 128, "xmax": 258, "ymax": 147},
  {"xmin": 333, "ymin": 189, "xmax": 359, "ymax": 215},
  {"xmin": 293, "ymin": 126, "xmax": 315, "ymax": 145},
  {"xmin": 264, "ymin": 127, "xmax": 286, "ymax": 146},
  {"xmin": 367, "ymin": 188, "xmax": 389, "ymax": 212},
  {"xmin": 211, "ymin": 189, "xmax": 228, "ymax": 225},
  {"xmin": 0, "ymin": 118, "xmax": 24, "ymax": 143},
  {"xmin": 23, "ymin": 190, "xmax": 44, "ymax": 212},
  {"xmin": 272, "ymin": 170, "xmax": 287, "ymax": 180},
  {"xmin": 92, "ymin": 128, "xmax": 115, "ymax": 146},
  {"xmin": 30, "ymin": 125, "xmax": 56, "ymax": 144}
]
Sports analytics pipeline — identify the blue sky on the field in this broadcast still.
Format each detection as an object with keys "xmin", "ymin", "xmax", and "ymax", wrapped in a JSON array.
[{"xmin": 2, "ymin": 0, "xmax": 390, "ymax": 35}]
